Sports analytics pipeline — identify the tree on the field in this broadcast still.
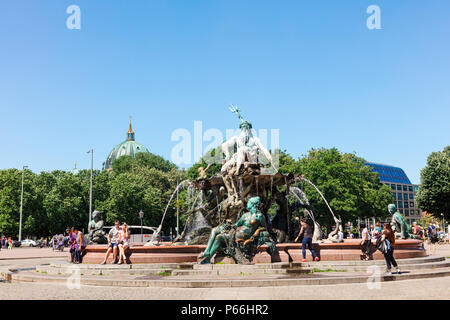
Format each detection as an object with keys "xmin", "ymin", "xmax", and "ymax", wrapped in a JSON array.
[
  {"xmin": 296, "ymin": 148, "xmax": 393, "ymax": 228},
  {"xmin": 112, "ymin": 152, "xmax": 177, "ymax": 174},
  {"xmin": 416, "ymin": 146, "xmax": 450, "ymax": 220}
]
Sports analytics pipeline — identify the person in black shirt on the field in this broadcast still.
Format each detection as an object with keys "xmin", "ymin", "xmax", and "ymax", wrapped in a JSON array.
[{"xmin": 295, "ymin": 218, "xmax": 319, "ymax": 262}]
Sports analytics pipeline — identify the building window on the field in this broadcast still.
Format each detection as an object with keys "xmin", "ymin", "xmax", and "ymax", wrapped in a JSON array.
[
  {"xmin": 393, "ymin": 193, "xmax": 396, "ymax": 200},
  {"xmin": 398, "ymin": 202, "xmax": 403, "ymax": 208},
  {"xmin": 400, "ymin": 209, "xmax": 404, "ymax": 214},
  {"xmin": 409, "ymin": 193, "xmax": 414, "ymax": 199},
  {"xmin": 410, "ymin": 202, "xmax": 414, "ymax": 207},
  {"xmin": 404, "ymin": 202, "xmax": 409, "ymax": 208},
  {"xmin": 414, "ymin": 186, "xmax": 419, "ymax": 192},
  {"xmin": 408, "ymin": 186, "xmax": 413, "ymax": 192},
  {"xmin": 403, "ymin": 185, "xmax": 407, "ymax": 191},
  {"xmin": 405, "ymin": 209, "xmax": 409, "ymax": 216},
  {"xmin": 403, "ymin": 194, "xmax": 408, "ymax": 200},
  {"xmin": 398, "ymin": 193, "xmax": 402, "ymax": 199},
  {"xmin": 391, "ymin": 184, "xmax": 396, "ymax": 189},
  {"xmin": 397, "ymin": 185, "xmax": 402, "ymax": 190}
]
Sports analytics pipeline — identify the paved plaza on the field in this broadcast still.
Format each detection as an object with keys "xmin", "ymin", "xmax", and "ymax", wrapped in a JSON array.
[{"xmin": 1, "ymin": 245, "xmax": 449, "ymax": 300}]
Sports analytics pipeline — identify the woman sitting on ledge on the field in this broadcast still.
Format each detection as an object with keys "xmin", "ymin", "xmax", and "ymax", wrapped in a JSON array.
[{"xmin": 118, "ymin": 223, "xmax": 131, "ymax": 265}]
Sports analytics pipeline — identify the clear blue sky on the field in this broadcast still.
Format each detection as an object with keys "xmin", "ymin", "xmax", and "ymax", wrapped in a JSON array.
[{"xmin": 1, "ymin": 0, "xmax": 449, "ymax": 184}]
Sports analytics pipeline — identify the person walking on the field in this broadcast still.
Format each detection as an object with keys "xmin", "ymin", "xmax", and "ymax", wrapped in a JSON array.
[
  {"xmin": 8, "ymin": 237, "xmax": 13, "ymax": 250},
  {"xmin": 377, "ymin": 223, "xmax": 401, "ymax": 275},
  {"xmin": 294, "ymin": 218, "xmax": 319, "ymax": 262}
]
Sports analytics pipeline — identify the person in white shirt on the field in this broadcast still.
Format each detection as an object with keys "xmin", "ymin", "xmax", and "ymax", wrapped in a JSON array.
[{"xmin": 360, "ymin": 223, "xmax": 373, "ymax": 260}]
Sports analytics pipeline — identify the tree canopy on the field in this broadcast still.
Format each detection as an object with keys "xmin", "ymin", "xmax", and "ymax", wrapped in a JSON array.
[{"xmin": 416, "ymin": 146, "xmax": 450, "ymax": 219}]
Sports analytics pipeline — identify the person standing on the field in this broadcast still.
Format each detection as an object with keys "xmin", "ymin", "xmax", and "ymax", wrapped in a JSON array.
[
  {"xmin": 74, "ymin": 227, "xmax": 87, "ymax": 263},
  {"xmin": 68, "ymin": 228, "xmax": 77, "ymax": 263},
  {"xmin": 375, "ymin": 222, "xmax": 383, "ymax": 235},
  {"xmin": 427, "ymin": 223, "xmax": 438, "ymax": 255},
  {"xmin": 338, "ymin": 229, "xmax": 344, "ymax": 241},
  {"xmin": 379, "ymin": 223, "xmax": 400, "ymax": 275},
  {"xmin": 369, "ymin": 225, "xmax": 375, "ymax": 238},
  {"xmin": 360, "ymin": 223, "xmax": 373, "ymax": 260},
  {"xmin": 8, "ymin": 237, "xmax": 13, "ymax": 250},
  {"xmin": 294, "ymin": 218, "xmax": 319, "ymax": 262}
]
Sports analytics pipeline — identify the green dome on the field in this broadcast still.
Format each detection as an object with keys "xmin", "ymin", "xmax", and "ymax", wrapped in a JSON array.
[{"xmin": 103, "ymin": 119, "xmax": 150, "ymax": 170}]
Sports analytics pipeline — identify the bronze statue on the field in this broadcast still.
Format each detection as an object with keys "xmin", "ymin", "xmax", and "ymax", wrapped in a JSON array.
[
  {"xmin": 388, "ymin": 204, "xmax": 411, "ymax": 239},
  {"xmin": 198, "ymin": 196, "xmax": 276, "ymax": 264},
  {"xmin": 88, "ymin": 210, "xmax": 107, "ymax": 244}
]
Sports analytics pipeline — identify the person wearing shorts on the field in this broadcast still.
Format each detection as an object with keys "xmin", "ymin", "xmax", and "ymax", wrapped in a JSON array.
[
  {"xmin": 118, "ymin": 223, "xmax": 131, "ymax": 265},
  {"xmin": 100, "ymin": 221, "xmax": 121, "ymax": 264}
]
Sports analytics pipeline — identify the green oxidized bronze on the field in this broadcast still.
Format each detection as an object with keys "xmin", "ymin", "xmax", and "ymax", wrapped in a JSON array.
[
  {"xmin": 388, "ymin": 204, "xmax": 412, "ymax": 239},
  {"xmin": 199, "ymin": 196, "xmax": 276, "ymax": 264}
]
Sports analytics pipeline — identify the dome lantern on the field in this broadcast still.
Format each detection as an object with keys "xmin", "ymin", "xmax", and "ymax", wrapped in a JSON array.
[{"xmin": 103, "ymin": 117, "xmax": 150, "ymax": 170}]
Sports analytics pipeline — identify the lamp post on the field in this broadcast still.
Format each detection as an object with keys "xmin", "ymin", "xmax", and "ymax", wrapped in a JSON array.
[
  {"xmin": 176, "ymin": 179, "xmax": 179, "ymax": 238},
  {"xmin": 87, "ymin": 149, "xmax": 93, "ymax": 223},
  {"xmin": 139, "ymin": 209, "xmax": 144, "ymax": 242},
  {"xmin": 19, "ymin": 165, "xmax": 28, "ymax": 242}
]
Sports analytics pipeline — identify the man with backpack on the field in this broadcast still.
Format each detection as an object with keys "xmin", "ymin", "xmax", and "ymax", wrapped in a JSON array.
[{"xmin": 427, "ymin": 223, "xmax": 438, "ymax": 254}]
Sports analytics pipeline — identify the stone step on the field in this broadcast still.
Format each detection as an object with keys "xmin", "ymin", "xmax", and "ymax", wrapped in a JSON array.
[
  {"xmin": 295, "ymin": 255, "xmax": 444, "ymax": 267},
  {"xmin": 34, "ymin": 266, "xmax": 175, "ymax": 276},
  {"xmin": 48, "ymin": 262, "xmax": 185, "ymax": 269},
  {"xmin": 10, "ymin": 267, "xmax": 450, "ymax": 288},
  {"xmin": 171, "ymin": 268, "xmax": 310, "ymax": 276}
]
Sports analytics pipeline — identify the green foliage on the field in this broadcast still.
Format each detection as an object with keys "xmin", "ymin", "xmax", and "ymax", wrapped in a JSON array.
[
  {"xmin": 416, "ymin": 146, "xmax": 450, "ymax": 220},
  {"xmin": 187, "ymin": 147, "xmax": 222, "ymax": 180},
  {"xmin": 112, "ymin": 152, "xmax": 176, "ymax": 174},
  {"xmin": 0, "ymin": 153, "xmax": 184, "ymax": 238},
  {"xmin": 296, "ymin": 148, "xmax": 393, "ymax": 228}
]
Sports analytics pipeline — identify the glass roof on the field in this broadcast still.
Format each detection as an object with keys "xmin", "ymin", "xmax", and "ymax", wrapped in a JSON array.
[{"xmin": 366, "ymin": 162, "xmax": 412, "ymax": 184}]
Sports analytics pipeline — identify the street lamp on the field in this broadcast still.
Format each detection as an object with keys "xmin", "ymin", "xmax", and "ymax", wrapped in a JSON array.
[
  {"xmin": 19, "ymin": 165, "xmax": 28, "ymax": 242},
  {"xmin": 139, "ymin": 209, "xmax": 144, "ymax": 242},
  {"xmin": 87, "ymin": 149, "xmax": 93, "ymax": 224}
]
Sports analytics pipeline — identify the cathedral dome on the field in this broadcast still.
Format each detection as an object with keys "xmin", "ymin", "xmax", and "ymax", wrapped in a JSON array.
[{"xmin": 103, "ymin": 118, "xmax": 150, "ymax": 170}]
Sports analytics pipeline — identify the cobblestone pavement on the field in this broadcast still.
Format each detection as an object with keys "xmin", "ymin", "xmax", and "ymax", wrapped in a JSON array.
[
  {"xmin": 0, "ymin": 276, "xmax": 449, "ymax": 300},
  {"xmin": 0, "ymin": 247, "xmax": 67, "ymax": 261}
]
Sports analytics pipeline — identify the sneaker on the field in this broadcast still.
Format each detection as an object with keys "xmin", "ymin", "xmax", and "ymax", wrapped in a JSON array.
[
  {"xmin": 301, "ymin": 259, "xmax": 307, "ymax": 262},
  {"xmin": 396, "ymin": 268, "xmax": 401, "ymax": 274},
  {"xmin": 314, "ymin": 257, "xmax": 320, "ymax": 262},
  {"xmin": 100, "ymin": 261, "xmax": 106, "ymax": 265},
  {"xmin": 385, "ymin": 270, "xmax": 392, "ymax": 276}
]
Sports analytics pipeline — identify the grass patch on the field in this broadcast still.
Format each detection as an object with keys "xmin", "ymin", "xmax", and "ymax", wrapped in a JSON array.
[
  {"xmin": 214, "ymin": 262, "xmax": 225, "ymax": 265},
  {"xmin": 310, "ymin": 268, "xmax": 346, "ymax": 274},
  {"xmin": 157, "ymin": 271, "xmax": 172, "ymax": 277},
  {"xmin": 40, "ymin": 271, "xmax": 47, "ymax": 274}
]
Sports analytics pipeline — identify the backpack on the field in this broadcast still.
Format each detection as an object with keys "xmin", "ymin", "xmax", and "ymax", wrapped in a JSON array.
[{"xmin": 431, "ymin": 227, "xmax": 437, "ymax": 238}]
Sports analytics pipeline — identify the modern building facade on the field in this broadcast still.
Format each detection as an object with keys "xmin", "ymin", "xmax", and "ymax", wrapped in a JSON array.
[
  {"xmin": 103, "ymin": 119, "xmax": 150, "ymax": 170},
  {"xmin": 366, "ymin": 162, "xmax": 422, "ymax": 225}
]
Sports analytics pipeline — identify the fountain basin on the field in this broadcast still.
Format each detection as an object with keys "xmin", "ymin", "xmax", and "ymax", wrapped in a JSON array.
[{"xmin": 79, "ymin": 239, "xmax": 425, "ymax": 264}]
